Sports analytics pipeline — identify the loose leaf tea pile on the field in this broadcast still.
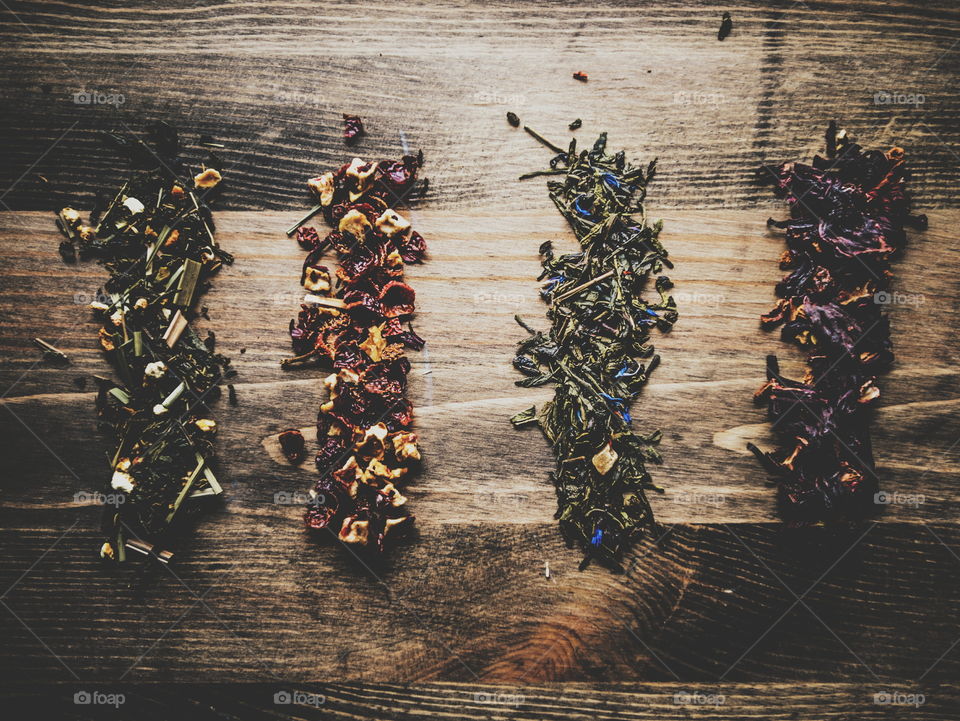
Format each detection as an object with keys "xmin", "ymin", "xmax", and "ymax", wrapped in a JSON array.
[
  {"xmin": 511, "ymin": 131, "xmax": 677, "ymax": 570},
  {"xmin": 285, "ymin": 151, "xmax": 427, "ymax": 553},
  {"xmin": 749, "ymin": 123, "xmax": 927, "ymax": 521},
  {"xmin": 56, "ymin": 123, "xmax": 234, "ymax": 563}
]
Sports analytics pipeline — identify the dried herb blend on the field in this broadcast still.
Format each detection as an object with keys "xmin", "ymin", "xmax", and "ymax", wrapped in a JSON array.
[
  {"xmin": 511, "ymin": 131, "xmax": 676, "ymax": 570},
  {"xmin": 285, "ymin": 151, "xmax": 427, "ymax": 553},
  {"xmin": 749, "ymin": 123, "xmax": 927, "ymax": 521},
  {"xmin": 56, "ymin": 123, "xmax": 234, "ymax": 563}
]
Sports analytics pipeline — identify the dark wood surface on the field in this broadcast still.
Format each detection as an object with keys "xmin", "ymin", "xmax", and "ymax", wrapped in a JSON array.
[{"xmin": 2, "ymin": 1, "xmax": 960, "ymax": 719}]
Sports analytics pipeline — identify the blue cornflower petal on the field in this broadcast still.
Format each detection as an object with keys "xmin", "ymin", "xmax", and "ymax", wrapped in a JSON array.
[
  {"xmin": 573, "ymin": 195, "xmax": 593, "ymax": 218},
  {"xmin": 591, "ymin": 527, "xmax": 604, "ymax": 546},
  {"xmin": 601, "ymin": 173, "xmax": 621, "ymax": 189}
]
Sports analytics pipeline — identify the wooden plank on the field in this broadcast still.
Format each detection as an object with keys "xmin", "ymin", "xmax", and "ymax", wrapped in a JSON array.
[
  {"xmin": 0, "ymin": 516, "xmax": 958, "ymax": 683},
  {"xmin": 1, "ymin": 209, "xmax": 956, "ymax": 524},
  {"xmin": 1, "ymin": 0, "xmax": 959, "ymax": 704},
  {"xmin": 0, "ymin": 1, "xmax": 959, "ymax": 212},
  {"xmin": 3, "ymin": 682, "xmax": 959, "ymax": 720}
]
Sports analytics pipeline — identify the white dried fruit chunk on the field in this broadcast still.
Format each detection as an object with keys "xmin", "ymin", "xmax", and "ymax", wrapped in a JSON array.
[
  {"xmin": 375, "ymin": 209, "xmax": 411, "ymax": 237},
  {"xmin": 60, "ymin": 207, "xmax": 81, "ymax": 227},
  {"xmin": 359, "ymin": 324, "xmax": 387, "ymax": 362},
  {"xmin": 592, "ymin": 443, "xmax": 618, "ymax": 475},
  {"xmin": 345, "ymin": 158, "xmax": 376, "ymax": 201},
  {"xmin": 338, "ymin": 208, "xmax": 371, "ymax": 239},
  {"xmin": 380, "ymin": 482, "xmax": 407, "ymax": 507},
  {"xmin": 362, "ymin": 458, "xmax": 405, "ymax": 482},
  {"xmin": 339, "ymin": 516, "xmax": 370, "ymax": 545},
  {"xmin": 194, "ymin": 168, "xmax": 222, "ymax": 189},
  {"xmin": 303, "ymin": 266, "xmax": 331, "ymax": 293},
  {"xmin": 144, "ymin": 361, "xmax": 167, "ymax": 379},
  {"xmin": 386, "ymin": 249, "xmax": 403, "ymax": 270},
  {"xmin": 365, "ymin": 423, "xmax": 389, "ymax": 442},
  {"xmin": 392, "ymin": 432, "xmax": 421, "ymax": 461},
  {"xmin": 123, "ymin": 197, "xmax": 145, "ymax": 214},
  {"xmin": 111, "ymin": 470, "xmax": 135, "ymax": 493},
  {"xmin": 323, "ymin": 373, "xmax": 339, "ymax": 393},
  {"xmin": 307, "ymin": 171, "xmax": 335, "ymax": 206},
  {"xmin": 382, "ymin": 516, "xmax": 410, "ymax": 538}
]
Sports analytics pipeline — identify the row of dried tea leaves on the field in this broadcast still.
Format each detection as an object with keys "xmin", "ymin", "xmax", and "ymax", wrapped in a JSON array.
[
  {"xmin": 56, "ymin": 122, "xmax": 235, "ymax": 563},
  {"xmin": 749, "ymin": 123, "xmax": 927, "ymax": 521},
  {"xmin": 511, "ymin": 131, "xmax": 677, "ymax": 571},
  {"xmin": 283, "ymin": 151, "xmax": 428, "ymax": 553}
]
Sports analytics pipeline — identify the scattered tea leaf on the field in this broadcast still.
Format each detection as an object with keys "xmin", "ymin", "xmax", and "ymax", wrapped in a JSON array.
[
  {"xmin": 55, "ymin": 125, "xmax": 233, "ymax": 563},
  {"xmin": 718, "ymin": 11, "xmax": 733, "ymax": 40},
  {"xmin": 512, "ymin": 130, "xmax": 677, "ymax": 571}
]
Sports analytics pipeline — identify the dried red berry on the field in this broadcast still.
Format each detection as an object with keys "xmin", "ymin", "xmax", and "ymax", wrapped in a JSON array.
[
  {"xmin": 295, "ymin": 225, "xmax": 321, "ymax": 250},
  {"xmin": 278, "ymin": 428, "xmax": 306, "ymax": 464},
  {"xmin": 343, "ymin": 114, "xmax": 365, "ymax": 145}
]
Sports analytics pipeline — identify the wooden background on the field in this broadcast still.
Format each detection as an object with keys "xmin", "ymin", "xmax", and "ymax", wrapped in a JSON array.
[{"xmin": 2, "ymin": 1, "xmax": 960, "ymax": 718}]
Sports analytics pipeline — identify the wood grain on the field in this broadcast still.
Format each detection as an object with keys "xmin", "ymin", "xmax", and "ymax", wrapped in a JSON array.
[
  {"xmin": 1, "ymin": 205, "xmax": 958, "ymax": 694},
  {"xmin": 2, "ymin": 209, "xmax": 957, "ymax": 524},
  {"xmin": 2, "ymin": 0, "xmax": 959, "ymax": 716},
  {"xmin": 3, "ymin": 682, "xmax": 960, "ymax": 720},
  {"xmin": 1, "ymin": 1, "xmax": 960, "ymax": 212},
  {"xmin": 2, "ymin": 516, "xmax": 960, "ymax": 684}
]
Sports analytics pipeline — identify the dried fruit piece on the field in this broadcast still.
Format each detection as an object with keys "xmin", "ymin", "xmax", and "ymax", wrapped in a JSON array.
[
  {"xmin": 749, "ymin": 124, "xmax": 927, "ymax": 521},
  {"xmin": 343, "ymin": 114, "xmax": 365, "ymax": 145},
  {"xmin": 285, "ymin": 146, "xmax": 427, "ymax": 554},
  {"xmin": 279, "ymin": 429, "xmax": 307, "ymax": 464}
]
